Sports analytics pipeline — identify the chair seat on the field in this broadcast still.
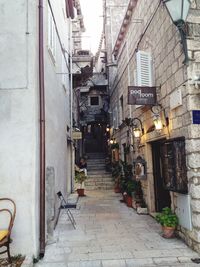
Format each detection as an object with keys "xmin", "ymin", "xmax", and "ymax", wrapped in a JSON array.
[{"xmin": 0, "ymin": 230, "xmax": 8, "ymax": 241}]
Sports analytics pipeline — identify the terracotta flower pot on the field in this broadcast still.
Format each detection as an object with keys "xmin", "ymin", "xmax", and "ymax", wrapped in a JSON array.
[
  {"xmin": 114, "ymin": 183, "xmax": 121, "ymax": 193},
  {"xmin": 126, "ymin": 196, "xmax": 132, "ymax": 207},
  {"xmin": 77, "ymin": 188, "xmax": 85, "ymax": 197},
  {"xmin": 162, "ymin": 226, "xmax": 175, "ymax": 238}
]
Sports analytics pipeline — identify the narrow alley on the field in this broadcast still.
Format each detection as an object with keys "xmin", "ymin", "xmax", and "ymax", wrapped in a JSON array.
[
  {"xmin": 1, "ymin": 0, "xmax": 200, "ymax": 266},
  {"xmin": 35, "ymin": 190, "xmax": 199, "ymax": 267}
]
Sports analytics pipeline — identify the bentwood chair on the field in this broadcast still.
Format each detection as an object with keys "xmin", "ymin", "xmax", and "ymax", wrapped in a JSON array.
[{"xmin": 0, "ymin": 198, "xmax": 16, "ymax": 262}]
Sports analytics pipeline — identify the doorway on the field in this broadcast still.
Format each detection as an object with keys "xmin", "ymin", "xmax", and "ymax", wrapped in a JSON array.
[
  {"xmin": 84, "ymin": 123, "xmax": 105, "ymax": 153},
  {"xmin": 152, "ymin": 140, "xmax": 171, "ymax": 212}
]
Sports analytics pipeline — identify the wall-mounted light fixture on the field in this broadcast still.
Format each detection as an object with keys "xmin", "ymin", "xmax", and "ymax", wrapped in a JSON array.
[
  {"xmin": 151, "ymin": 104, "xmax": 169, "ymax": 131},
  {"xmin": 162, "ymin": 0, "xmax": 191, "ymax": 65},
  {"xmin": 110, "ymin": 138, "xmax": 114, "ymax": 145},
  {"xmin": 106, "ymin": 125, "xmax": 110, "ymax": 132},
  {"xmin": 153, "ymin": 115, "xmax": 163, "ymax": 131},
  {"xmin": 131, "ymin": 118, "xmax": 144, "ymax": 138}
]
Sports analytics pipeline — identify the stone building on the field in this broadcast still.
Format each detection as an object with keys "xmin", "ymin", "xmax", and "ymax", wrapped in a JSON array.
[
  {"xmin": 0, "ymin": 0, "xmax": 77, "ymax": 257},
  {"xmin": 105, "ymin": 0, "xmax": 200, "ymax": 252}
]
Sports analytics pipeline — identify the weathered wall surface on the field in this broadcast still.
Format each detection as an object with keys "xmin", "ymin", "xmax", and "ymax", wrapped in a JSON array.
[
  {"xmin": 107, "ymin": 0, "xmax": 200, "ymax": 252},
  {"xmin": 0, "ymin": 0, "xmax": 40, "ymax": 255},
  {"xmin": 0, "ymin": 0, "xmax": 72, "ymax": 256}
]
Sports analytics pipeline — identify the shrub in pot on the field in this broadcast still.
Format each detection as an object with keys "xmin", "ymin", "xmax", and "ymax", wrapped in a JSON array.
[
  {"xmin": 156, "ymin": 207, "xmax": 178, "ymax": 238},
  {"xmin": 112, "ymin": 161, "xmax": 122, "ymax": 193},
  {"xmin": 126, "ymin": 180, "xmax": 137, "ymax": 207},
  {"xmin": 75, "ymin": 170, "xmax": 87, "ymax": 196}
]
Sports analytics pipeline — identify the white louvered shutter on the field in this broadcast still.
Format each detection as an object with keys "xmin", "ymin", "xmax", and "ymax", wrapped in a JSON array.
[{"xmin": 136, "ymin": 51, "xmax": 153, "ymax": 86}]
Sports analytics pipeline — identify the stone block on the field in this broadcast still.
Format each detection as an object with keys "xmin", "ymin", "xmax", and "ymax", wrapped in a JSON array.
[
  {"xmin": 186, "ymin": 139, "xmax": 200, "ymax": 153},
  {"xmin": 190, "ymin": 184, "xmax": 200, "ymax": 198},
  {"xmin": 187, "ymin": 94, "xmax": 200, "ymax": 110},
  {"xmin": 191, "ymin": 199, "xmax": 200, "ymax": 212},
  {"xmin": 188, "ymin": 125, "xmax": 200, "ymax": 138},
  {"xmin": 188, "ymin": 153, "xmax": 200, "ymax": 169},
  {"xmin": 192, "ymin": 213, "xmax": 200, "ymax": 228},
  {"xmin": 188, "ymin": 228, "xmax": 200, "ymax": 242}
]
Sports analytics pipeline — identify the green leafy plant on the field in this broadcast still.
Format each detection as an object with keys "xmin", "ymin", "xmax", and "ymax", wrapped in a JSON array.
[
  {"xmin": 112, "ymin": 162, "xmax": 122, "ymax": 179},
  {"xmin": 156, "ymin": 207, "xmax": 178, "ymax": 228},
  {"xmin": 75, "ymin": 170, "xmax": 87, "ymax": 188},
  {"xmin": 121, "ymin": 161, "xmax": 133, "ymax": 180},
  {"xmin": 111, "ymin": 143, "xmax": 119, "ymax": 149},
  {"xmin": 126, "ymin": 180, "xmax": 137, "ymax": 196}
]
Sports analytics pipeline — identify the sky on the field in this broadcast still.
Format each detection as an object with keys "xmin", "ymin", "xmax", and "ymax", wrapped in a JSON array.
[{"xmin": 79, "ymin": 0, "xmax": 103, "ymax": 55}]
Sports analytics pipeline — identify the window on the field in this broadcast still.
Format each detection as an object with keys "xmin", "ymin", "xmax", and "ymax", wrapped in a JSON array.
[
  {"xmin": 90, "ymin": 96, "xmax": 99, "ymax": 106},
  {"xmin": 48, "ymin": 7, "xmax": 56, "ymax": 60},
  {"xmin": 160, "ymin": 137, "xmax": 188, "ymax": 194}
]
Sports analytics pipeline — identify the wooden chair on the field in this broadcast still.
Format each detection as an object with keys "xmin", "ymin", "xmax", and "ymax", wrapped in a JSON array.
[{"xmin": 0, "ymin": 198, "xmax": 16, "ymax": 262}]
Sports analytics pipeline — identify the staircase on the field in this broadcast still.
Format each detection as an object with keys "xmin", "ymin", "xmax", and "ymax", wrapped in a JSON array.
[{"xmin": 85, "ymin": 153, "xmax": 114, "ymax": 190}]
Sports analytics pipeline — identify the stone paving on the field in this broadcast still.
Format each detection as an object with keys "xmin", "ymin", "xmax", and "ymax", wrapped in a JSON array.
[{"xmin": 35, "ymin": 190, "xmax": 200, "ymax": 267}]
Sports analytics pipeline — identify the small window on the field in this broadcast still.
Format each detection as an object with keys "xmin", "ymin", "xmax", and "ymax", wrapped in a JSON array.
[{"xmin": 90, "ymin": 96, "xmax": 99, "ymax": 106}]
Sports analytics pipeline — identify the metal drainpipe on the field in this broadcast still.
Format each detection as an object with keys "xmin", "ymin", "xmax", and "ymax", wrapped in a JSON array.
[
  {"xmin": 69, "ymin": 20, "xmax": 74, "ymax": 193},
  {"xmin": 38, "ymin": 0, "xmax": 46, "ymax": 258}
]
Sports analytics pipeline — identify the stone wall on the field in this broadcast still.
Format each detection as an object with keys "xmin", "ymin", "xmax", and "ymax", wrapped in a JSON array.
[{"xmin": 107, "ymin": 0, "xmax": 200, "ymax": 252}]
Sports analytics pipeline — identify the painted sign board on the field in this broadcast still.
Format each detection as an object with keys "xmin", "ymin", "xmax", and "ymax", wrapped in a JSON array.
[
  {"xmin": 72, "ymin": 131, "xmax": 82, "ymax": 140},
  {"xmin": 128, "ymin": 86, "xmax": 156, "ymax": 105},
  {"xmin": 192, "ymin": 110, "xmax": 200, "ymax": 124}
]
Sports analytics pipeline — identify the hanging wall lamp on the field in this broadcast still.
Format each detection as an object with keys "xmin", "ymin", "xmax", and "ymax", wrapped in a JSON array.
[
  {"xmin": 162, "ymin": 0, "xmax": 191, "ymax": 65},
  {"xmin": 153, "ymin": 115, "xmax": 163, "ymax": 131},
  {"xmin": 131, "ymin": 118, "xmax": 144, "ymax": 138},
  {"xmin": 151, "ymin": 104, "xmax": 169, "ymax": 131},
  {"xmin": 110, "ymin": 138, "xmax": 114, "ymax": 145}
]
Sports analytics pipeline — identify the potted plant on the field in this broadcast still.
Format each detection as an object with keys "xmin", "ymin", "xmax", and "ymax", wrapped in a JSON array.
[
  {"xmin": 126, "ymin": 180, "xmax": 137, "ymax": 207},
  {"xmin": 75, "ymin": 170, "xmax": 87, "ymax": 196},
  {"xmin": 156, "ymin": 207, "xmax": 179, "ymax": 238},
  {"xmin": 112, "ymin": 161, "xmax": 122, "ymax": 193}
]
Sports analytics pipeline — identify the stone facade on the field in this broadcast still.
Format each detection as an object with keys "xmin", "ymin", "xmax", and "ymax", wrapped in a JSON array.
[{"xmin": 105, "ymin": 0, "xmax": 200, "ymax": 253}]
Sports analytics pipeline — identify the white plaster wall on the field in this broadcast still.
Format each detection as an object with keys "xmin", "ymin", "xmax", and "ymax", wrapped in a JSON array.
[
  {"xmin": 0, "ymin": 0, "xmax": 40, "ymax": 256},
  {"xmin": 0, "ymin": 0, "xmax": 72, "ymax": 257},
  {"xmin": 44, "ymin": 0, "xmax": 72, "ymax": 198}
]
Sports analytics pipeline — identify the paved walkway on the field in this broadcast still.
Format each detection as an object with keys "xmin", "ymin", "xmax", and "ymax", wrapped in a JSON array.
[{"xmin": 35, "ymin": 191, "xmax": 200, "ymax": 267}]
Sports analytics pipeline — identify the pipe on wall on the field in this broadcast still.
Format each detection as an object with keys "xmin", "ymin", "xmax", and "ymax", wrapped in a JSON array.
[{"xmin": 38, "ymin": 0, "xmax": 46, "ymax": 258}]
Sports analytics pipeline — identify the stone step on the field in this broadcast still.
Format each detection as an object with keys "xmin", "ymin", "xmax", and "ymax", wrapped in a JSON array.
[
  {"xmin": 87, "ymin": 173, "xmax": 112, "ymax": 177},
  {"xmin": 85, "ymin": 180, "xmax": 114, "ymax": 185},
  {"xmin": 87, "ymin": 162, "xmax": 105, "ymax": 166},
  {"xmin": 87, "ymin": 161, "xmax": 105, "ymax": 166},
  {"xmin": 87, "ymin": 166, "xmax": 105, "ymax": 173},
  {"xmin": 88, "ymin": 169, "xmax": 112, "ymax": 176},
  {"xmin": 88, "ymin": 173, "xmax": 113, "ymax": 180},
  {"xmin": 86, "ymin": 177, "xmax": 113, "ymax": 182},
  {"xmin": 86, "ymin": 153, "xmax": 105, "ymax": 159},
  {"xmin": 85, "ymin": 184, "xmax": 114, "ymax": 190}
]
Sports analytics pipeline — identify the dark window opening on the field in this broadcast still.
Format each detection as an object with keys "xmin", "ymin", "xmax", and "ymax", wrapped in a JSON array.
[{"xmin": 90, "ymin": 96, "xmax": 99, "ymax": 106}]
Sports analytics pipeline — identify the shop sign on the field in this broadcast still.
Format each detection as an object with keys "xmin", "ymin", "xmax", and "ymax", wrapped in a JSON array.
[
  {"xmin": 128, "ymin": 86, "xmax": 156, "ymax": 105},
  {"xmin": 72, "ymin": 131, "xmax": 82, "ymax": 140}
]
